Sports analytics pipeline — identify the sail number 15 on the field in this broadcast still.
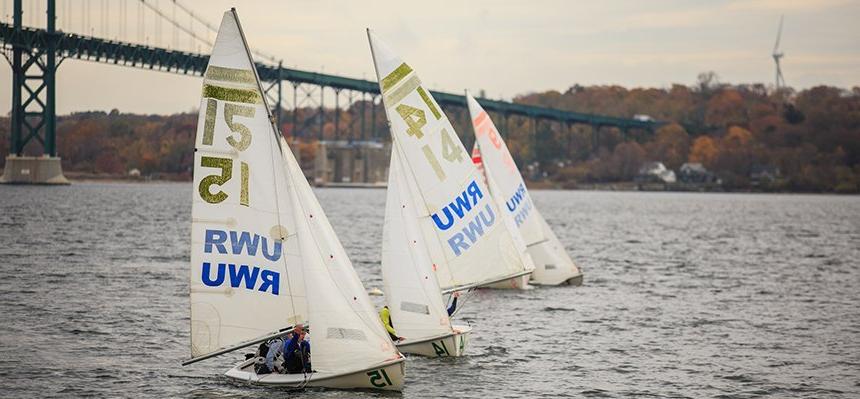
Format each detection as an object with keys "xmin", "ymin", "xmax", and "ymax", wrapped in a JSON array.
[
  {"xmin": 198, "ymin": 99, "xmax": 254, "ymax": 206},
  {"xmin": 366, "ymin": 368, "xmax": 394, "ymax": 388}
]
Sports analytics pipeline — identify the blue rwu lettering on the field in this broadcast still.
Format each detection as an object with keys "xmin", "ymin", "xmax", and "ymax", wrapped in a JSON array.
[
  {"xmin": 466, "ymin": 181, "xmax": 483, "ymax": 204},
  {"xmin": 447, "ymin": 233, "xmax": 469, "ymax": 256},
  {"xmin": 447, "ymin": 204, "xmax": 496, "ymax": 256},
  {"xmin": 205, "ymin": 229, "xmax": 282, "ymax": 262},
  {"xmin": 259, "ymin": 269, "xmax": 280, "ymax": 295},
  {"xmin": 449, "ymin": 192, "xmax": 473, "ymax": 218},
  {"xmin": 432, "ymin": 207, "xmax": 455, "ymax": 231},
  {"xmin": 201, "ymin": 262, "xmax": 226, "ymax": 286},
  {"xmin": 432, "ymin": 180, "xmax": 485, "ymax": 231},
  {"xmin": 261, "ymin": 237, "xmax": 282, "ymax": 262},
  {"xmin": 200, "ymin": 262, "xmax": 280, "ymax": 295},
  {"xmin": 513, "ymin": 199, "xmax": 532, "ymax": 227},
  {"xmin": 204, "ymin": 230, "xmax": 228, "ymax": 254},
  {"xmin": 230, "ymin": 231, "xmax": 260, "ymax": 256},
  {"xmin": 506, "ymin": 184, "xmax": 526, "ymax": 212},
  {"xmin": 229, "ymin": 264, "xmax": 260, "ymax": 290}
]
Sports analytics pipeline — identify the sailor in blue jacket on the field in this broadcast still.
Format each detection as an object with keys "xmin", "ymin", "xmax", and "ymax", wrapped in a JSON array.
[
  {"xmin": 447, "ymin": 291, "xmax": 460, "ymax": 316},
  {"xmin": 283, "ymin": 324, "xmax": 311, "ymax": 373}
]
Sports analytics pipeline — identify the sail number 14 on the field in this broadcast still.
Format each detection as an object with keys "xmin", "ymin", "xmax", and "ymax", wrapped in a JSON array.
[
  {"xmin": 198, "ymin": 99, "xmax": 253, "ymax": 206},
  {"xmin": 395, "ymin": 89, "xmax": 465, "ymax": 181}
]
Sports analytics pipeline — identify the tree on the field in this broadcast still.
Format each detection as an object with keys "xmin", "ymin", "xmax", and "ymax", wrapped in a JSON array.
[
  {"xmin": 648, "ymin": 123, "xmax": 690, "ymax": 170},
  {"xmin": 689, "ymin": 136, "xmax": 719, "ymax": 167}
]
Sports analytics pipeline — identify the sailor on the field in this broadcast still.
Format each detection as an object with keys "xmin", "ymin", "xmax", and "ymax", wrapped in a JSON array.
[
  {"xmin": 379, "ymin": 305, "xmax": 403, "ymax": 342},
  {"xmin": 256, "ymin": 336, "xmax": 285, "ymax": 374},
  {"xmin": 283, "ymin": 324, "xmax": 311, "ymax": 374},
  {"xmin": 447, "ymin": 291, "xmax": 461, "ymax": 316}
]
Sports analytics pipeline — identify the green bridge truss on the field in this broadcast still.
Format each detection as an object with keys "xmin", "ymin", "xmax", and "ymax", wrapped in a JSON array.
[{"xmin": 0, "ymin": 1, "xmax": 661, "ymax": 158}]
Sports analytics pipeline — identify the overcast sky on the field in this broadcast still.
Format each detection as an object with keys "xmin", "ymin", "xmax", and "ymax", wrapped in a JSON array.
[{"xmin": 0, "ymin": 0, "xmax": 857, "ymax": 115}]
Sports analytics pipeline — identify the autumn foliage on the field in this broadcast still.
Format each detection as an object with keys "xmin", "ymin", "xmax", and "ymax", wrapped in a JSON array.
[
  {"xmin": 1, "ymin": 74, "xmax": 858, "ymax": 193},
  {"xmin": 511, "ymin": 76, "xmax": 860, "ymax": 193}
]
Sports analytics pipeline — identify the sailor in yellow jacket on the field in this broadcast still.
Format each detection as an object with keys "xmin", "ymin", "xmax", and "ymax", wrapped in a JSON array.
[{"xmin": 379, "ymin": 306, "xmax": 403, "ymax": 342}]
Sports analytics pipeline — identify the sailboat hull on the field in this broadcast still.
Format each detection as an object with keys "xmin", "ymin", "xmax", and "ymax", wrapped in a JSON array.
[
  {"xmin": 529, "ymin": 270, "xmax": 584, "ymax": 287},
  {"xmin": 224, "ymin": 356, "xmax": 406, "ymax": 391},
  {"xmin": 483, "ymin": 273, "xmax": 532, "ymax": 290},
  {"xmin": 396, "ymin": 325, "xmax": 472, "ymax": 357},
  {"xmin": 526, "ymin": 244, "xmax": 584, "ymax": 286}
]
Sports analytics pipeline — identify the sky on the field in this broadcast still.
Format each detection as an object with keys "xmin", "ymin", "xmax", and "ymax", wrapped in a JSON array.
[{"xmin": 0, "ymin": 0, "xmax": 858, "ymax": 115}]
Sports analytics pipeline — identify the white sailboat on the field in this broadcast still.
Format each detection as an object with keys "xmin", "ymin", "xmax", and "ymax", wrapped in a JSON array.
[
  {"xmin": 185, "ymin": 9, "xmax": 404, "ymax": 390},
  {"xmin": 366, "ymin": 30, "xmax": 534, "ymax": 296},
  {"xmin": 381, "ymin": 147, "xmax": 471, "ymax": 357},
  {"xmin": 467, "ymin": 94, "xmax": 583, "ymax": 286}
]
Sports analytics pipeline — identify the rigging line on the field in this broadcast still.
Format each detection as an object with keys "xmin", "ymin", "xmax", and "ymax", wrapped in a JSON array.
[
  {"xmin": 172, "ymin": 1, "xmax": 280, "ymax": 62},
  {"xmin": 171, "ymin": 0, "xmax": 176, "ymax": 48},
  {"xmin": 172, "ymin": 0, "xmax": 217, "ymax": 33},
  {"xmin": 138, "ymin": 0, "xmax": 143, "ymax": 43},
  {"xmin": 139, "ymin": 0, "xmax": 212, "ymax": 48}
]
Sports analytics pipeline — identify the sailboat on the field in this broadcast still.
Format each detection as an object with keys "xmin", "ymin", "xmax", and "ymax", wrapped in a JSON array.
[
  {"xmin": 367, "ymin": 30, "xmax": 533, "ymax": 297},
  {"xmin": 467, "ymin": 93, "xmax": 584, "ymax": 286},
  {"xmin": 184, "ymin": 9, "xmax": 404, "ymax": 390}
]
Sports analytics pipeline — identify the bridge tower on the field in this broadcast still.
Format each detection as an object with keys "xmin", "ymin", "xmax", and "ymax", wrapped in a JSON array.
[{"xmin": 1, "ymin": 0, "xmax": 68, "ymax": 184}]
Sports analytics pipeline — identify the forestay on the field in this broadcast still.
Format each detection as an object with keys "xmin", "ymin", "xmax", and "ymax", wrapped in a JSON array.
[
  {"xmin": 367, "ymin": 30, "xmax": 531, "ymax": 292},
  {"xmin": 467, "ymin": 94, "xmax": 582, "ymax": 284},
  {"xmin": 189, "ymin": 10, "xmax": 305, "ymax": 360},
  {"xmin": 382, "ymin": 148, "xmax": 452, "ymax": 341}
]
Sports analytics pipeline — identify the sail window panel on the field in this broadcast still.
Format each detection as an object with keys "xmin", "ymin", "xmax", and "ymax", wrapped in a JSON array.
[
  {"xmin": 400, "ymin": 301, "xmax": 430, "ymax": 315},
  {"xmin": 326, "ymin": 327, "xmax": 368, "ymax": 341}
]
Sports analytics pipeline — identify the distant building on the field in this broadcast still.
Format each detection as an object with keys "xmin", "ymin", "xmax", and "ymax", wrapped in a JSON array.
[
  {"xmin": 750, "ymin": 164, "xmax": 781, "ymax": 186},
  {"xmin": 678, "ymin": 163, "xmax": 719, "ymax": 183},
  {"xmin": 636, "ymin": 162, "xmax": 676, "ymax": 183},
  {"xmin": 313, "ymin": 140, "xmax": 390, "ymax": 186}
]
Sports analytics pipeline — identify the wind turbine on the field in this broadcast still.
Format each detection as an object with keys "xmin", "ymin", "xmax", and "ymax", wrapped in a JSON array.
[{"xmin": 772, "ymin": 15, "xmax": 786, "ymax": 92}]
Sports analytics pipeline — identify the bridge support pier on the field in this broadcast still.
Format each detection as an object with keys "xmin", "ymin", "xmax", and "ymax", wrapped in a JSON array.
[
  {"xmin": 2, "ymin": 0, "xmax": 68, "ymax": 185},
  {"xmin": 1, "ymin": 155, "xmax": 68, "ymax": 184}
]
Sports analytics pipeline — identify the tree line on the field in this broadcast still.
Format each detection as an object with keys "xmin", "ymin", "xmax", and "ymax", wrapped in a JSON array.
[{"xmin": 1, "ymin": 73, "xmax": 858, "ymax": 192}]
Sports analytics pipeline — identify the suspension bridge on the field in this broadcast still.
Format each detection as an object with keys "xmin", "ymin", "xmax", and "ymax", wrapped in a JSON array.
[{"xmin": 0, "ymin": 0, "xmax": 661, "ymax": 184}]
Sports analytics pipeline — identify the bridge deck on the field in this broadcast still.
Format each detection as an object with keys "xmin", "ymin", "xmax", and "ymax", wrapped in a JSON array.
[{"xmin": 0, "ymin": 23, "xmax": 661, "ymax": 130}]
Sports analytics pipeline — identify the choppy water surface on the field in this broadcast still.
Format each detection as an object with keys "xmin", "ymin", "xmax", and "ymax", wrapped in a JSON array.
[{"xmin": 1, "ymin": 183, "xmax": 858, "ymax": 398}]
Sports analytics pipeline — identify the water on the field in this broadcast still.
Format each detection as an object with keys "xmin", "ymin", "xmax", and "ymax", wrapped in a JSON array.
[{"xmin": 1, "ymin": 183, "xmax": 858, "ymax": 398}]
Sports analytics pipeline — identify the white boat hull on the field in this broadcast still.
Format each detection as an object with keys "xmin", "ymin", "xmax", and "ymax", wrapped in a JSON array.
[
  {"xmin": 531, "ymin": 271, "xmax": 583, "ymax": 287},
  {"xmin": 224, "ymin": 355, "xmax": 406, "ymax": 391},
  {"xmin": 525, "ymin": 215, "xmax": 585, "ymax": 286},
  {"xmin": 483, "ymin": 273, "xmax": 532, "ymax": 290},
  {"xmin": 396, "ymin": 325, "xmax": 471, "ymax": 357}
]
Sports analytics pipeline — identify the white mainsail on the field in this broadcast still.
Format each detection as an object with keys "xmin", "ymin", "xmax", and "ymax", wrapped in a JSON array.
[
  {"xmin": 189, "ymin": 10, "xmax": 304, "ymax": 360},
  {"xmin": 382, "ymin": 147, "xmax": 452, "ymax": 341},
  {"xmin": 466, "ymin": 94, "xmax": 583, "ymax": 285},
  {"xmin": 367, "ymin": 30, "xmax": 531, "ymax": 293},
  {"xmin": 189, "ymin": 11, "xmax": 399, "ymax": 375}
]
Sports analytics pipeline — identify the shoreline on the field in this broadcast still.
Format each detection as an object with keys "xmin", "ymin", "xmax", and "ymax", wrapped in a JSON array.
[{"xmin": 6, "ymin": 172, "xmax": 852, "ymax": 194}]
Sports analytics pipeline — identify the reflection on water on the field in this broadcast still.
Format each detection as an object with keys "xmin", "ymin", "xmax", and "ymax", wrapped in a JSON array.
[{"xmin": 0, "ymin": 183, "xmax": 858, "ymax": 397}]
